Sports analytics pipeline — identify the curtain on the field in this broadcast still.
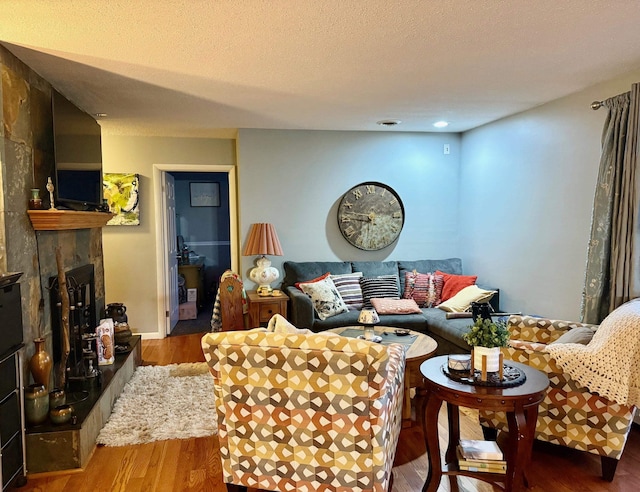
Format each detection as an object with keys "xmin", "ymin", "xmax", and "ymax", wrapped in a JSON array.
[{"xmin": 582, "ymin": 84, "xmax": 639, "ymax": 324}]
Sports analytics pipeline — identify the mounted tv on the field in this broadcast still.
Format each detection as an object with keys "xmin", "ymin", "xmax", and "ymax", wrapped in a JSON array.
[{"xmin": 52, "ymin": 89, "xmax": 106, "ymax": 211}]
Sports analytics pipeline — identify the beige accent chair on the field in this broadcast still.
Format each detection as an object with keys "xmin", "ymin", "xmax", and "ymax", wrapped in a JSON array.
[
  {"xmin": 202, "ymin": 328, "xmax": 406, "ymax": 492},
  {"xmin": 479, "ymin": 315, "xmax": 637, "ymax": 481}
]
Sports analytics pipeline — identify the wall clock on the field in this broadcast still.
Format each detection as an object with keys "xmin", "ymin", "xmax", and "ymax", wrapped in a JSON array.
[{"xmin": 337, "ymin": 181, "xmax": 405, "ymax": 250}]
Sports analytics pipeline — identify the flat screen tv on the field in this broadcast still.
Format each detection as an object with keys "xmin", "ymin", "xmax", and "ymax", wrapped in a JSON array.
[{"xmin": 52, "ymin": 89, "xmax": 105, "ymax": 211}]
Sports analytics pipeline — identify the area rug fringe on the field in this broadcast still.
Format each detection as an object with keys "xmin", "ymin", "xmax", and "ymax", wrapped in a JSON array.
[{"xmin": 97, "ymin": 362, "xmax": 217, "ymax": 446}]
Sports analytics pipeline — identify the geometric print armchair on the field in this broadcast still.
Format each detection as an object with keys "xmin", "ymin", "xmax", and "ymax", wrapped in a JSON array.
[
  {"xmin": 479, "ymin": 315, "xmax": 637, "ymax": 481},
  {"xmin": 201, "ymin": 328, "xmax": 406, "ymax": 492}
]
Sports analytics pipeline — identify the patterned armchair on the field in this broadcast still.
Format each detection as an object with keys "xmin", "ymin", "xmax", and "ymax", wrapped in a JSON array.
[
  {"xmin": 201, "ymin": 329, "xmax": 406, "ymax": 492},
  {"xmin": 479, "ymin": 315, "xmax": 637, "ymax": 481}
]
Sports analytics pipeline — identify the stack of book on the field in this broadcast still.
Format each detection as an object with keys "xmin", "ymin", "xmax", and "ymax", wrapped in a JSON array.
[{"xmin": 457, "ymin": 439, "xmax": 507, "ymax": 474}]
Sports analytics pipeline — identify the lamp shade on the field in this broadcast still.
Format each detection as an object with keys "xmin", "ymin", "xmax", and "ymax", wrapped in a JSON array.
[
  {"xmin": 358, "ymin": 308, "xmax": 380, "ymax": 325},
  {"xmin": 242, "ymin": 223, "xmax": 284, "ymax": 257}
]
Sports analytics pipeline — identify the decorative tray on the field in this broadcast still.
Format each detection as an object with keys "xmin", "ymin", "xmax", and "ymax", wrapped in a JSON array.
[{"xmin": 441, "ymin": 362, "xmax": 526, "ymax": 388}]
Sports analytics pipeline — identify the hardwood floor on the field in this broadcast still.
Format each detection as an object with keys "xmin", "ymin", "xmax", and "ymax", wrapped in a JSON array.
[{"xmin": 22, "ymin": 332, "xmax": 640, "ymax": 492}]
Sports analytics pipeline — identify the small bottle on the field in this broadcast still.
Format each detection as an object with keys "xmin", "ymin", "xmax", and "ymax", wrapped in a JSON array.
[{"xmin": 29, "ymin": 188, "xmax": 43, "ymax": 209}]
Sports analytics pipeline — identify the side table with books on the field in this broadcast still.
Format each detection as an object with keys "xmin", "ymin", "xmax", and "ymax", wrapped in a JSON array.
[{"xmin": 419, "ymin": 355, "xmax": 549, "ymax": 492}]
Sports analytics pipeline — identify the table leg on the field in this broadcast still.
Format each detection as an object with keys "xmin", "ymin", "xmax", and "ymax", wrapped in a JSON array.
[
  {"xmin": 402, "ymin": 364, "xmax": 413, "ymax": 427},
  {"xmin": 445, "ymin": 402, "xmax": 460, "ymax": 464},
  {"xmin": 422, "ymin": 391, "xmax": 444, "ymax": 492},
  {"xmin": 505, "ymin": 406, "xmax": 530, "ymax": 492}
]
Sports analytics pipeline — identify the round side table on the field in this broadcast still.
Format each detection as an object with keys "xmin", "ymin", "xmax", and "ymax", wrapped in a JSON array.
[{"xmin": 419, "ymin": 355, "xmax": 549, "ymax": 492}]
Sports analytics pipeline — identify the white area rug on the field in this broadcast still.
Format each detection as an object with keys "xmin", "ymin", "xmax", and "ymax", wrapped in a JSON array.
[{"xmin": 97, "ymin": 362, "xmax": 217, "ymax": 446}]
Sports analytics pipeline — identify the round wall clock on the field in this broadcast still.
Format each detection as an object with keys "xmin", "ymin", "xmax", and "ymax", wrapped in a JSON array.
[{"xmin": 337, "ymin": 181, "xmax": 405, "ymax": 250}]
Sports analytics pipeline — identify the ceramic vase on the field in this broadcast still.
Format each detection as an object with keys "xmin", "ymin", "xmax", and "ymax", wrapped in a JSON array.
[
  {"xmin": 24, "ymin": 383, "xmax": 49, "ymax": 426},
  {"xmin": 29, "ymin": 337, "xmax": 53, "ymax": 390},
  {"xmin": 473, "ymin": 346, "xmax": 501, "ymax": 373}
]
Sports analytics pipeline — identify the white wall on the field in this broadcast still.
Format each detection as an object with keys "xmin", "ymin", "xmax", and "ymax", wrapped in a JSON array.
[
  {"xmin": 460, "ymin": 69, "xmax": 640, "ymax": 320},
  {"xmin": 237, "ymin": 129, "xmax": 462, "ymax": 289},
  {"xmin": 101, "ymin": 135, "xmax": 235, "ymax": 335}
]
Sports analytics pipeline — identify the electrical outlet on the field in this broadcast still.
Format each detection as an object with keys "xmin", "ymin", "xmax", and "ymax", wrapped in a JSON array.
[{"xmin": 444, "ymin": 144, "xmax": 450, "ymax": 155}]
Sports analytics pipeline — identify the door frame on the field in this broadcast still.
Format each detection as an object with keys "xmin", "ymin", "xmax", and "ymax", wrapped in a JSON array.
[{"xmin": 153, "ymin": 163, "xmax": 238, "ymax": 339}]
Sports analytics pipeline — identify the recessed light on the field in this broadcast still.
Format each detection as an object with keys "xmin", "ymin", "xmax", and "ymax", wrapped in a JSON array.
[
  {"xmin": 95, "ymin": 113, "xmax": 107, "ymax": 118},
  {"xmin": 377, "ymin": 119, "xmax": 401, "ymax": 127},
  {"xmin": 433, "ymin": 121, "xmax": 449, "ymax": 128}
]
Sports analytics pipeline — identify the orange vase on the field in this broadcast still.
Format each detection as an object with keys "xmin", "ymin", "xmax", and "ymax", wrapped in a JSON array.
[{"xmin": 29, "ymin": 337, "xmax": 53, "ymax": 390}]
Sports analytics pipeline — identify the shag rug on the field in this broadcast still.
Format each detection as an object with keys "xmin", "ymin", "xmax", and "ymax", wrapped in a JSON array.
[{"xmin": 97, "ymin": 362, "xmax": 217, "ymax": 446}]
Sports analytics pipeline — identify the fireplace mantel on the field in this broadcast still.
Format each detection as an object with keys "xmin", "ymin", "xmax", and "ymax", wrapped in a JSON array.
[{"xmin": 27, "ymin": 210, "xmax": 113, "ymax": 230}]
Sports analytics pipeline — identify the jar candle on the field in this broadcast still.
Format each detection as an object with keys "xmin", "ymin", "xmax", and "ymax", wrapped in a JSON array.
[{"xmin": 29, "ymin": 188, "xmax": 43, "ymax": 210}]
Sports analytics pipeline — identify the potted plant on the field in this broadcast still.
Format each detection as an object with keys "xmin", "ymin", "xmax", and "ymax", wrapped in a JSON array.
[{"xmin": 462, "ymin": 317, "xmax": 509, "ymax": 372}]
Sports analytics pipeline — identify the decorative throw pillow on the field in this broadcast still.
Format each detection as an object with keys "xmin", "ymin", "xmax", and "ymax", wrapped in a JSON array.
[
  {"xmin": 437, "ymin": 285, "xmax": 496, "ymax": 313},
  {"xmin": 298, "ymin": 276, "xmax": 349, "ymax": 320},
  {"xmin": 294, "ymin": 272, "xmax": 330, "ymax": 291},
  {"xmin": 550, "ymin": 327, "xmax": 596, "ymax": 345},
  {"xmin": 330, "ymin": 272, "xmax": 364, "ymax": 311},
  {"xmin": 360, "ymin": 275, "xmax": 400, "ymax": 309},
  {"xmin": 403, "ymin": 271, "xmax": 444, "ymax": 307},
  {"xmin": 371, "ymin": 298, "xmax": 422, "ymax": 315},
  {"xmin": 436, "ymin": 271, "xmax": 478, "ymax": 302}
]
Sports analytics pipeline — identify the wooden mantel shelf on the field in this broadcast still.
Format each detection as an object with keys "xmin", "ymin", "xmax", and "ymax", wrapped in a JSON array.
[{"xmin": 27, "ymin": 209, "xmax": 114, "ymax": 231}]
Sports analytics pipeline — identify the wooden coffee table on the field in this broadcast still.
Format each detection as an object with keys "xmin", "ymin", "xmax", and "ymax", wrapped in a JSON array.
[
  {"xmin": 419, "ymin": 355, "xmax": 549, "ymax": 492},
  {"xmin": 329, "ymin": 326, "xmax": 437, "ymax": 427}
]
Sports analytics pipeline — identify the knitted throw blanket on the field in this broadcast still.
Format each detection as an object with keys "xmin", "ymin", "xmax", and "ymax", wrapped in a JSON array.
[{"xmin": 546, "ymin": 299, "xmax": 640, "ymax": 408}]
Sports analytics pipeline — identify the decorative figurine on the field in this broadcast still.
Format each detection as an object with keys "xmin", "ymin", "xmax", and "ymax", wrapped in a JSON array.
[{"xmin": 46, "ymin": 177, "xmax": 56, "ymax": 210}]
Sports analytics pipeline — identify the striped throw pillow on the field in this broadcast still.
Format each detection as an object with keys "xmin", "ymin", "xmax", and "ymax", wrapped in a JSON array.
[
  {"xmin": 330, "ymin": 272, "xmax": 364, "ymax": 311},
  {"xmin": 360, "ymin": 275, "xmax": 400, "ymax": 309}
]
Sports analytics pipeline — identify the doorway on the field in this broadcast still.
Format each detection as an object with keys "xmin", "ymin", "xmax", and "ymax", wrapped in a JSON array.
[
  {"xmin": 153, "ymin": 164, "xmax": 238, "ymax": 339},
  {"xmin": 171, "ymin": 172, "xmax": 230, "ymax": 335}
]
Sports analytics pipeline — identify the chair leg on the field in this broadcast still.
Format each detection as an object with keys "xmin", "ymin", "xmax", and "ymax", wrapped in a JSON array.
[
  {"xmin": 226, "ymin": 485, "xmax": 248, "ymax": 492},
  {"xmin": 601, "ymin": 456, "xmax": 619, "ymax": 482},
  {"xmin": 481, "ymin": 425, "xmax": 498, "ymax": 441}
]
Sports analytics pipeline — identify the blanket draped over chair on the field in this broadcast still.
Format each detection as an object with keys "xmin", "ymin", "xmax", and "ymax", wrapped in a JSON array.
[{"xmin": 546, "ymin": 298, "xmax": 640, "ymax": 407}]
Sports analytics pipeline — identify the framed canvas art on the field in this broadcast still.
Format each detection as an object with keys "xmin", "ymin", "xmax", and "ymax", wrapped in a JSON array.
[{"xmin": 103, "ymin": 173, "xmax": 140, "ymax": 225}]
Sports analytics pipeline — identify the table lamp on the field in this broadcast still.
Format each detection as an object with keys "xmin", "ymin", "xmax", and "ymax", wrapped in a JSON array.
[
  {"xmin": 242, "ymin": 223, "xmax": 284, "ymax": 296},
  {"xmin": 358, "ymin": 308, "xmax": 380, "ymax": 341}
]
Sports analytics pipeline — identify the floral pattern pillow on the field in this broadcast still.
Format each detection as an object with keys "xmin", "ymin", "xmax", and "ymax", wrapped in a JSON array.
[{"xmin": 299, "ymin": 276, "xmax": 349, "ymax": 320}]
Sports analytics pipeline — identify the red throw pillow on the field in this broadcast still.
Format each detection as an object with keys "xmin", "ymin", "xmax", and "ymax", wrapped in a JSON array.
[
  {"xmin": 436, "ymin": 271, "xmax": 477, "ymax": 302},
  {"xmin": 295, "ymin": 272, "xmax": 330, "ymax": 291}
]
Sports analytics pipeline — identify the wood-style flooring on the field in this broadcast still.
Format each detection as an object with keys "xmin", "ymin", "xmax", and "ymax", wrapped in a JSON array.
[{"xmin": 22, "ymin": 332, "xmax": 640, "ymax": 492}]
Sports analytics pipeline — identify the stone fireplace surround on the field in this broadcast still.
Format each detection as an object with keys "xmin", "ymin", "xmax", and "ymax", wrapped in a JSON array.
[{"xmin": 0, "ymin": 44, "xmax": 136, "ymax": 474}]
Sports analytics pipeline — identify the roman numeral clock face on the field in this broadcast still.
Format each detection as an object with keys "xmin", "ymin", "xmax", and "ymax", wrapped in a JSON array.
[{"xmin": 337, "ymin": 182, "xmax": 405, "ymax": 251}]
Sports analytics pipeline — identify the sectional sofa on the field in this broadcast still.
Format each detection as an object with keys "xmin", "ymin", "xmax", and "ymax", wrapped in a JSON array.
[{"xmin": 281, "ymin": 258, "xmax": 499, "ymax": 355}]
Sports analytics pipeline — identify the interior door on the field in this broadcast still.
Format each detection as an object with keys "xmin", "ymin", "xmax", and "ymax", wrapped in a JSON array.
[{"xmin": 163, "ymin": 172, "xmax": 179, "ymax": 334}]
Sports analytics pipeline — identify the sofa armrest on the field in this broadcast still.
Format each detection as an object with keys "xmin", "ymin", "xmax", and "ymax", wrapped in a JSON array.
[
  {"xmin": 283, "ymin": 285, "xmax": 316, "ymax": 329},
  {"xmin": 507, "ymin": 315, "xmax": 598, "ymax": 344}
]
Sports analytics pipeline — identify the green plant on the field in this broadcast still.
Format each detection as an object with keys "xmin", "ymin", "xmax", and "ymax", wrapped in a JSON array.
[{"xmin": 462, "ymin": 318, "xmax": 509, "ymax": 348}]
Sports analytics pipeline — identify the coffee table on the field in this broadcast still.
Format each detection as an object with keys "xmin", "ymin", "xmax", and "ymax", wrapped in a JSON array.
[
  {"xmin": 329, "ymin": 326, "xmax": 437, "ymax": 427},
  {"xmin": 419, "ymin": 355, "xmax": 549, "ymax": 492}
]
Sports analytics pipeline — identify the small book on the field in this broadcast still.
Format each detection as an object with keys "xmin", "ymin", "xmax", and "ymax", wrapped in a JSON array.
[
  {"xmin": 456, "ymin": 447, "xmax": 506, "ymax": 466},
  {"xmin": 458, "ymin": 439, "xmax": 504, "ymax": 461},
  {"xmin": 459, "ymin": 463, "xmax": 507, "ymax": 474}
]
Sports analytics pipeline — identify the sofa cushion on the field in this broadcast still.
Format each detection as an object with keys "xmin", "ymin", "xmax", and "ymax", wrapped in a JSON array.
[
  {"xmin": 360, "ymin": 275, "xmax": 400, "ymax": 309},
  {"xmin": 549, "ymin": 327, "xmax": 595, "ymax": 345},
  {"xmin": 402, "ymin": 271, "xmax": 444, "ymax": 307},
  {"xmin": 281, "ymin": 261, "xmax": 352, "ymax": 288},
  {"xmin": 330, "ymin": 272, "xmax": 364, "ymax": 311},
  {"xmin": 422, "ymin": 307, "xmax": 473, "ymax": 350},
  {"xmin": 298, "ymin": 276, "xmax": 349, "ymax": 320},
  {"xmin": 352, "ymin": 261, "xmax": 400, "ymax": 292},
  {"xmin": 436, "ymin": 271, "xmax": 478, "ymax": 302},
  {"xmin": 437, "ymin": 285, "xmax": 496, "ymax": 313}
]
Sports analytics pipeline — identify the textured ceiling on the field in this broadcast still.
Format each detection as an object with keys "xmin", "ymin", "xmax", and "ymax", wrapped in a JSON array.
[{"xmin": 2, "ymin": 1, "xmax": 640, "ymax": 137}]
